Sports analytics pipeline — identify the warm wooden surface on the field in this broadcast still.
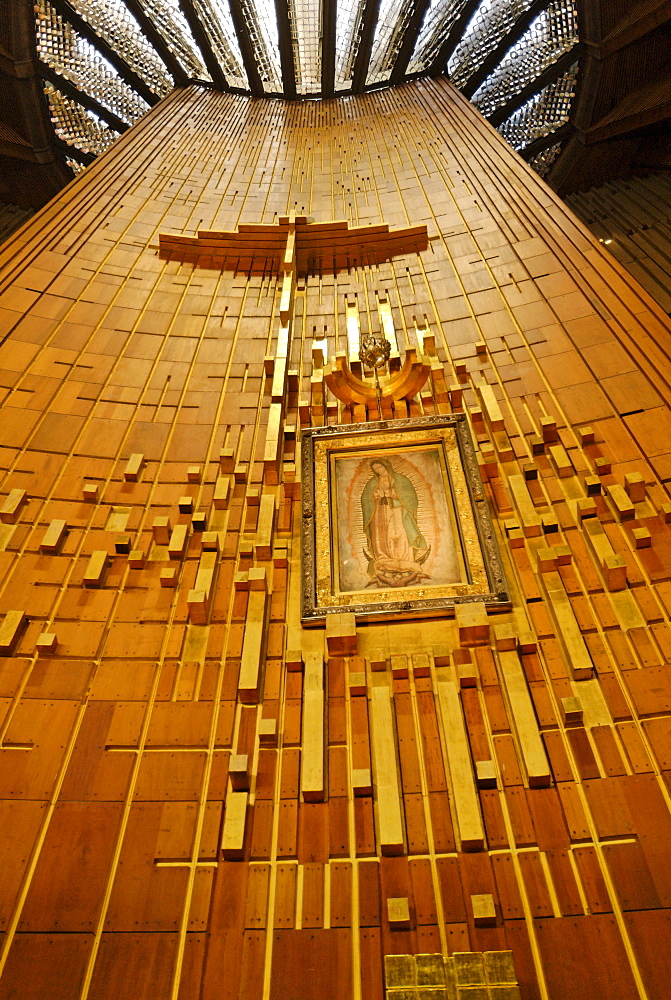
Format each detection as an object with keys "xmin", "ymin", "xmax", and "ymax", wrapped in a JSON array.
[{"xmin": 1, "ymin": 76, "xmax": 671, "ymax": 999}]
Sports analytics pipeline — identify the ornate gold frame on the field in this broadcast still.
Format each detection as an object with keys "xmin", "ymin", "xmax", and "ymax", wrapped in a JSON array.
[{"xmin": 301, "ymin": 415, "xmax": 509, "ymax": 623}]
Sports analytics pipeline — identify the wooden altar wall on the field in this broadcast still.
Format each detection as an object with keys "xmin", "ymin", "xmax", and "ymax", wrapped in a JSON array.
[{"xmin": 0, "ymin": 76, "xmax": 670, "ymax": 1000}]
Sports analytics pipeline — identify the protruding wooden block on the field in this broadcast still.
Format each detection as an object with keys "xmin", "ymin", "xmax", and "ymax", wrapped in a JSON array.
[
  {"xmin": 36, "ymin": 632, "xmax": 58, "ymax": 655},
  {"xmin": 123, "ymin": 453, "xmax": 144, "ymax": 482},
  {"xmin": 416, "ymin": 954, "xmax": 446, "ymax": 988},
  {"xmin": 285, "ymin": 649, "xmax": 303, "ymax": 672},
  {"xmin": 246, "ymin": 487, "xmax": 260, "ymax": 506},
  {"xmin": 387, "ymin": 897, "xmax": 411, "ymax": 929},
  {"xmin": 391, "ymin": 654, "xmax": 409, "ymax": 679},
  {"xmin": 454, "ymin": 952, "xmax": 486, "ymax": 986},
  {"xmin": 128, "ymin": 549, "xmax": 145, "ymax": 568},
  {"xmin": 661, "ymin": 502, "xmax": 671, "ymax": 523},
  {"xmin": 384, "ymin": 955, "xmax": 415, "ymax": 989},
  {"xmin": 349, "ymin": 671, "xmax": 366, "ymax": 695},
  {"xmin": 248, "ymin": 567, "xmax": 267, "ymax": 592},
  {"xmin": 0, "ymin": 488, "xmax": 27, "ymax": 524},
  {"xmin": 498, "ymin": 650, "xmax": 551, "ymax": 787},
  {"xmin": 476, "ymin": 760, "xmax": 497, "ymax": 788},
  {"xmin": 187, "ymin": 465, "xmax": 201, "ymax": 482},
  {"xmin": 219, "ymin": 448, "xmax": 235, "ymax": 473},
  {"xmin": 458, "ymin": 664, "xmax": 478, "ymax": 688},
  {"xmin": 352, "ymin": 768, "xmax": 372, "ymax": 796},
  {"xmin": 561, "ymin": 696, "xmax": 583, "ymax": 724},
  {"xmin": 455, "ymin": 601, "xmax": 489, "ymax": 646},
  {"xmin": 625, "ymin": 472, "xmax": 646, "ymax": 503},
  {"xmin": 178, "ymin": 496, "xmax": 193, "ymax": 514},
  {"xmin": 609, "ymin": 484, "xmax": 635, "ymax": 521},
  {"xmin": 530, "ymin": 434, "xmax": 544, "ymax": 455},
  {"xmin": 412, "ymin": 652, "xmax": 431, "ymax": 677},
  {"xmin": 160, "ymin": 568, "xmax": 177, "ymax": 588},
  {"xmin": 213, "ymin": 476, "xmax": 230, "ymax": 510},
  {"xmin": 536, "ymin": 546, "xmax": 557, "ymax": 572},
  {"xmin": 326, "ymin": 612, "xmax": 357, "ymax": 655},
  {"xmin": 239, "ymin": 541, "xmax": 253, "ymax": 559},
  {"xmin": 632, "ymin": 527, "xmax": 651, "ymax": 549},
  {"xmin": 191, "ymin": 512, "xmax": 207, "ymax": 532},
  {"xmin": 82, "ymin": 483, "xmax": 99, "ymax": 502},
  {"xmin": 549, "ymin": 444, "xmax": 573, "ymax": 478},
  {"xmin": 152, "ymin": 517, "xmax": 171, "ymax": 544},
  {"xmin": 221, "ymin": 791, "xmax": 248, "ymax": 859},
  {"xmin": 39, "ymin": 519, "xmax": 67, "ymax": 553},
  {"xmin": 494, "ymin": 623, "xmax": 517, "ymax": 651},
  {"xmin": 229, "ymin": 754, "xmax": 250, "ymax": 791},
  {"xmin": 433, "ymin": 646, "xmax": 450, "ymax": 667},
  {"xmin": 541, "ymin": 513, "xmax": 559, "ymax": 534},
  {"xmin": 84, "ymin": 551, "xmax": 108, "ymax": 588},
  {"xmin": 115, "ymin": 534, "xmax": 131, "ymax": 554},
  {"xmin": 554, "ymin": 544, "xmax": 572, "ymax": 565},
  {"xmin": 168, "ymin": 524, "xmax": 188, "ymax": 559},
  {"xmin": 234, "ymin": 463, "xmax": 248, "ymax": 483},
  {"xmin": 258, "ymin": 718, "xmax": 277, "ymax": 747},
  {"xmin": 187, "ymin": 589, "xmax": 207, "ymax": 622},
  {"xmin": 603, "ymin": 553, "xmax": 627, "ymax": 591},
  {"xmin": 577, "ymin": 498, "xmax": 597, "ymax": 520},
  {"xmin": 234, "ymin": 572, "xmax": 249, "ymax": 591},
  {"xmin": 522, "ymin": 463, "xmax": 537, "ymax": 481},
  {"xmin": 579, "ymin": 426, "xmax": 595, "ymax": 445},
  {"xmin": 484, "ymin": 951, "xmax": 517, "ymax": 985},
  {"xmin": 0, "ymin": 610, "xmax": 26, "ymax": 653},
  {"xmin": 584, "ymin": 475, "xmax": 601, "ymax": 496},
  {"xmin": 594, "ymin": 456, "xmax": 611, "ymax": 476},
  {"xmin": 540, "ymin": 415, "xmax": 557, "ymax": 443},
  {"xmin": 273, "ymin": 542, "xmax": 288, "ymax": 568},
  {"xmin": 369, "ymin": 649, "xmax": 387, "ymax": 672},
  {"xmin": 472, "ymin": 893, "xmax": 497, "ymax": 927},
  {"xmin": 301, "ymin": 652, "xmax": 325, "ymax": 802},
  {"xmin": 201, "ymin": 531, "xmax": 219, "ymax": 552},
  {"xmin": 517, "ymin": 632, "xmax": 537, "ymax": 654}
]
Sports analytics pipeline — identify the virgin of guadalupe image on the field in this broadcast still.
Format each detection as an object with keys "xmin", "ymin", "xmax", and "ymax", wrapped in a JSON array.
[{"xmin": 361, "ymin": 457, "xmax": 431, "ymax": 588}]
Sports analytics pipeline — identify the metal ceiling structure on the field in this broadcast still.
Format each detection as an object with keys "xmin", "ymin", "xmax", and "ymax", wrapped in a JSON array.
[{"xmin": 33, "ymin": 0, "xmax": 581, "ymax": 171}]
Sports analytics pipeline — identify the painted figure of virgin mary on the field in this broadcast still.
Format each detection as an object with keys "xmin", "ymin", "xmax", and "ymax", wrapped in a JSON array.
[{"xmin": 361, "ymin": 457, "xmax": 431, "ymax": 588}]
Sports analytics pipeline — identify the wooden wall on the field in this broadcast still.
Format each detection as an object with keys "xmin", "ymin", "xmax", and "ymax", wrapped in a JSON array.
[{"xmin": 1, "ymin": 75, "xmax": 671, "ymax": 1000}]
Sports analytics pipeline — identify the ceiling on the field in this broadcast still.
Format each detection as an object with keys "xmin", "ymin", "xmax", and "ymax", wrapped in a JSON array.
[{"xmin": 0, "ymin": 0, "xmax": 670, "ymax": 211}]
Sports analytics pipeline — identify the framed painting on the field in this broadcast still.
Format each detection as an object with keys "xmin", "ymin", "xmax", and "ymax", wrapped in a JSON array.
[{"xmin": 301, "ymin": 415, "xmax": 509, "ymax": 623}]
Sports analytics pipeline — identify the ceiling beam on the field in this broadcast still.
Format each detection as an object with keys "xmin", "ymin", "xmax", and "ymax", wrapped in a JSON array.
[
  {"xmin": 519, "ymin": 121, "xmax": 572, "ymax": 160},
  {"xmin": 177, "ymin": 0, "xmax": 228, "ymax": 90},
  {"xmin": 321, "ymin": 0, "xmax": 337, "ymax": 97},
  {"xmin": 389, "ymin": 0, "xmax": 432, "ymax": 85},
  {"xmin": 49, "ymin": 0, "xmax": 160, "ymax": 105},
  {"xmin": 122, "ymin": 0, "xmax": 190, "ymax": 86},
  {"xmin": 274, "ymin": 0, "xmax": 297, "ymax": 99},
  {"xmin": 351, "ymin": 0, "xmax": 381, "ymax": 93},
  {"xmin": 427, "ymin": 0, "xmax": 481, "ymax": 78},
  {"xmin": 227, "ymin": 0, "xmax": 265, "ymax": 97},
  {"xmin": 38, "ymin": 61, "xmax": 130, "ymax": 133},
  {"xmin": 461, "ymin": 0, "xmax": 548, "ymax": 99},
  {"xmin": 487, "ymin": 44, "xmax": 582, "ymax": 128}
]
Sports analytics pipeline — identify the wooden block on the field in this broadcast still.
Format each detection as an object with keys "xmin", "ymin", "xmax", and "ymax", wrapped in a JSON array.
[
  {"xmin": 229, "ymin": 754, "xmax": 250, "ymax": 791},
  {"xmin": 178, "ymin": 496, "xmax": 193, "ymax": 514},
  {"xmin": 248, "ymin": 567, "xmax": 267, "ymax": 592},
  {"xmin": 523, "ymin": 463, "xmax": 538, "ymax": 481},
  {"xmin": 661, "ymin": 503, "xmax": 671, "ymax": 523},
  {"xmin": 191, "ymin": 512, "xmax": 207, "ymax": 532},
  {"xmin": 412, "ymin": 652, "xmax": 431, "ymax": 677},
  {"xmin": 433, "ymin": 645, "xmax": 450, "ymax": 667},
  {"xmin": 594, "ymin": 456, "xmax": 611, "ymax": 475},
  {"xmin": 201, "ymin": 531, "xmax": 219, "ymax": 552},
  {"xmin": 128, "ymin": 549, "xmax": 144, "ymax": 568},
  {"xmin": 625, "ymin": 472, "xmax": 646, "ymax": 502},
  {"xmin": 577, "ymin": 498, "xmax": 598, "ymax": 519},
  {"xmin": 36, "ymin": 632, "xmax": 58, "ymax": 655},
  {"xmin": 152, "ymin": 516, "xmax": 171, "ymax": 544},
  {"xmin": 531, "ymin": 435, "xmax": 544, "ymax": 455},
  {"xmin": 554, "ymin": 544, "xmax": 572, "ymax": 565},
  {"xmin": 549, "ymin": 444, "xmax": 573, "ymax": 478},
  {"xmin": 234, "ymin": 463, "xmax": 247, "ymax": 483},
  {"xmin": 369, "ymin": 649, "xmax": 387, "ymax": 672},
  {"xmin": 258, "ymin": 718, "xmax": 277, "ymax": 747},
  {"xmin": 246, "ymin": 488, "xmax": 260, "ymax": 506},
  {"xmin": 213, "ymin": 476, "xmax": 230, "ymax": 509},
  {"xmin": 219, "ymin": 448, "xmax": 235, "ymax": 473},
  {"xmin": 83, "ymin": 551, "xmax": 107, "ymax": 588},
  {"xmin": 168, "ymin": 523, "xmax": 188, "ymax": 559},
  {"xmin": 435, "ymin": 671, "xmax": 485, "ymax": 850},
  {"xmin": 385, "ymin": 954, "xmax": 415, "ymax": 988},
  {"xmin": 458, "ymin": 664, "xmax": 478, "ymax": 688},
  {"xmin": 484, "ymin": 951, "xmax": 517, "ymax": 985},
  {"xmin": 349, "ymin": 672, "xmax": 366, "ymax": 696},
  {"xmin": 114, "ymin": 534, "xmax": 131, "ymax": 554},
  {"xmin": 352, "ymin": 768, "xmax": 372, "ymax": 796},
  {"xmin": 238, "ymin": 590, "xmax": 268, "ymax": 702},
  {"xmin": 454, "ymin": 952, "xmax": 486, "ymax": 986},
  {"xmin": 632, "ymin": 527, "xmax": 651, "ymax": 549},
  {"xmin": 187, "ymin": 465, "xmax": 201, "ymax": 482},
  {"xmin": 542, "ymin": 513, "xmax": 559, "ymax": 534},
  {"xmin": 608, "ymin": 484, "xmax": 635, "ymax": 521},
  {"xmin": 0, "ymin": 610, "xmax": 25, "ymax": 653},
  {"xmin": 221, "ymin": 791, "xmax": 248, "ymax": 859},
  {"xmin": 82, "ymin": 483, "xmax": 99, "ymax": 502},
  {"xmin": 508, "ymin": 475, "xmax": 542, "ymax": 536},
  {"xmin": 391, "ymin": 654, "xmax": 409, "ymax": 679},
  {"xmin": 255, "ymin": 494, "xmax": 276, "ymax": 560},
  {"xmin": 539, "ymin": 571, "xmax": 594, "ymax": 679},
  {"xmin": 123, "ymin": 453, "xmax": 144, "ymax": 482},
  {"xmin": 471, "ymin": 893, "xmax": 497, "ymax": 926},
  {"xmin": 497, "ymin": 651, "xmax": 551, "ymax": 787},
  {"xmin": 585, "ymin": 475, "xmax": 601, "ymax": 496},
  {"xmin": 518, "ymin": 632, "xmax": 537, "ymax": 654},
  {"xmin": 561, "ymin": 697, "xmax": 583, "ymax": 724},
  {"xmin": 301, "ymin": 651, "xmax": 325, "ymax": 802},
  {"xmin": 603, "ymin": 553, "xmax": 627, "ymax": 591},
  {"xmin": 160, "ymin": 568, "xmax": 177, "ymax": 588},
  {"xmin": 0, "ymin": 488, "xmax": 27, "ymax": 524},
  {"xmin": 476, "ymin": 760, "xmax": 497, "ymax": 789},
  {"xmin": 455, "ymin": 601, "xmax": 489, "ymax": 645},
  {"xmin": 536, "ymin": 546, "xmax": 557, "ymax": 572},
  {"xmin": 326, "ymin": 612, "xmax": 357, "ymax": 655},
  {"xmin": 579, "ymin": 426, "xmax": 595, "ymax": 445},
  {"xmin": 285, "ymin": 649, "xmax": 303, "ymax": 673},
  {"xmin": 370, "ymin": 682, "xmax": 405, "ymax": 855},
  {"xmin": 540, "ymin": 415, "xmax": 557, "ymax": 443},
  {"xmin": 39, "ymin": 519, "xmax": 67, "ymax": 553},
  {"xmin": 416, "ymin": 954, "xmax": 445, "ymax": 987},
  {"xmin": 387, "ymin": 897, "xmax": 411, "ymax": 929},
  {"xmin": 494, "ymin": 623, "xmax": 517, "ymax": 651}
]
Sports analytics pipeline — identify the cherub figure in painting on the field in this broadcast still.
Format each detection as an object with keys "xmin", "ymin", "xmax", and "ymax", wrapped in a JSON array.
[{"xmin": 361, "ymin": 457, "xmax": 431, "ymax": 588}]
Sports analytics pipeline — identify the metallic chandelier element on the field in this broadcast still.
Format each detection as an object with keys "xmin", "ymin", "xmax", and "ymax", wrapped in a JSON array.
[{"xmin": 35, "ymin": 0, "xmax": 579, "ymax": 169}]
